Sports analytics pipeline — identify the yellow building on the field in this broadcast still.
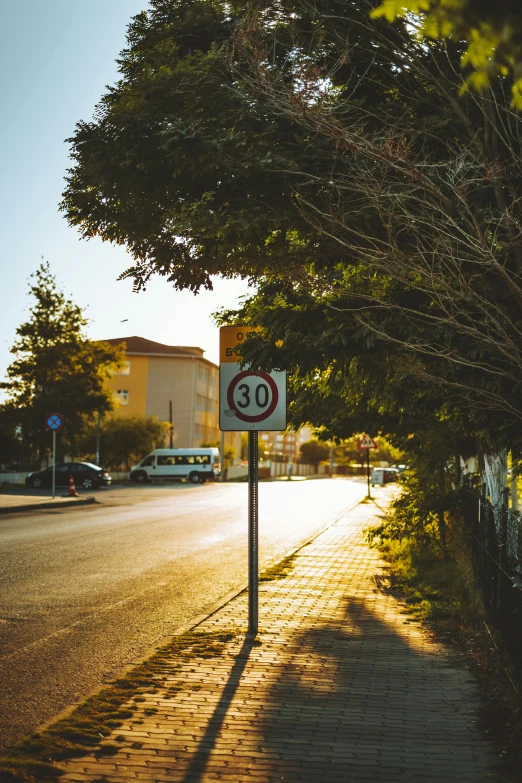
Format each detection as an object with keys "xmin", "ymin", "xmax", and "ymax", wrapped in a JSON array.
[{"xmin": 104, "ymin": 336, "xmax": 239, "ymax": 453}]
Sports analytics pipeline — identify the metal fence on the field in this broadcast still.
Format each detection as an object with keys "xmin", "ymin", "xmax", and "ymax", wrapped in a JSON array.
[{"xmin": 460, "ymin": 491, "xmax": 522, "ymax": 680}]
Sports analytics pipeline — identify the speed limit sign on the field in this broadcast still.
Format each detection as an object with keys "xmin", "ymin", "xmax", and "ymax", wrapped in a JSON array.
[{"xmin": 219, "ymin": 327, "xmax": 286, "ymax": 431}]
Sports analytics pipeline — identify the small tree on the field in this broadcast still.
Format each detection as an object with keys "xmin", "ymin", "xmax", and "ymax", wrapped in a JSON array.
[
  {"xmin": 0, "ymin": 263, "xmax": 122, "ymax": 467},
  {"xmin": 299, "ymin": 440, "xmax": 330, "ymax": 470},
  {"xmin": 201, "ymin": 440, "xmax": 236, "ymax": 464},
  {"xmin": 80, "ymin": 414, "xmax": 171, "ymax": 471}
]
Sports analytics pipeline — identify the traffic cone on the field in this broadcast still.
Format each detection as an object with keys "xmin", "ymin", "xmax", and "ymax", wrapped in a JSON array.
[{"xmin": 68, "ymin": 474, "xmax": 78, "ymax": 497}]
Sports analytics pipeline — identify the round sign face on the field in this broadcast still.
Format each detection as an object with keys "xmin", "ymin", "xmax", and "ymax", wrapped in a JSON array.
[
  {"xmin": 46, "ymin": 413, "xmax": 64, "ymax": 431},
  {"xmin": 226, "ymin": 370, "xmax": 279, "ymax": 423}
]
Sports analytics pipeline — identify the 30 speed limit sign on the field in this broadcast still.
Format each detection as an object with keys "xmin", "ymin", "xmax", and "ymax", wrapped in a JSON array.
[{"xmin": 219, "ymin": 326, "xmax": 286, "ymax": 431}]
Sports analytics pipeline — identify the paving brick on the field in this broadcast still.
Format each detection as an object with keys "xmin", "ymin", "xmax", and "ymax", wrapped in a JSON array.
[{"xmin": 60, "ymin": 494, "xmax": 495, "ymax": 783}]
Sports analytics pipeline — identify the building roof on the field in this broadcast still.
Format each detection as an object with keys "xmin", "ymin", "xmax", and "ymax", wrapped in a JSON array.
[{"xmin": 103, "ymin": 336, "xmax": 205, "ymax": 357}]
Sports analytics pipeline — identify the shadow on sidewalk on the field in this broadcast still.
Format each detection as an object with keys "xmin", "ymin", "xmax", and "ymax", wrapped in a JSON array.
[
  {"xmin": 180, "ymin": 635, "xmax": 256, "ymax": 783},
  {"xmin": 250, "ymin": 597, "xmax": 492, "ymax": 782},
  {"xmin": 174, "ymin": 596, "xmax": 492, "ymax": 782}
]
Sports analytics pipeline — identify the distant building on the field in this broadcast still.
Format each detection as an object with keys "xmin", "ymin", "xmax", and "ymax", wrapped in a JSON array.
[
  {"xmin": 104, "ymin": 336, "xmax": 237, "ymax": 451},
  {"xmin": 259, "ymin": 426, "xmax": 314, "ymax": 463}
]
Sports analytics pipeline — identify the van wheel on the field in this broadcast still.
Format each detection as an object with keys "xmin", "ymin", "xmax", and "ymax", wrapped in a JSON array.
[
  {"xmin": 134, "ymin": 471, "xmax": 149, "ymax": 483},
  {"xmin": 189, "ymin": 472, "xmax": 201, "ymax": 484}
]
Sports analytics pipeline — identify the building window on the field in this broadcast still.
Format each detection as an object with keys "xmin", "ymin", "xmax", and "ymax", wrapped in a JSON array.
[
  {"xmin": 115, "ymin": 361, "xmax": 131, "ymax": 376},
  {"xmin": 194, "ymin": 423, "xmax": 201, "ymax": 436},
  {"xmin": 196, "ymin": 394, "xmax": 215, "ymax": 412},
  {"xmin": 197, "ymin": 365, "xmax": 209, "ymax": 383},
  {"xmin": 114, "ymin": 390, "xmax": 129, "ymax": 405}
]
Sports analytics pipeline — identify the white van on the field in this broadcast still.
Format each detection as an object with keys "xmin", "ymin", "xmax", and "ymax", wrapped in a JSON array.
[{"xmin": 130, "ymin": 448, "xmax": 221, "ymax": 484}]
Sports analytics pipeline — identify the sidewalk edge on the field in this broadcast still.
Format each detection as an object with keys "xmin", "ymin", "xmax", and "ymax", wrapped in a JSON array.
[{"xmin": 0, "ymin": 497, "xmax": 97, "ymax": 515}]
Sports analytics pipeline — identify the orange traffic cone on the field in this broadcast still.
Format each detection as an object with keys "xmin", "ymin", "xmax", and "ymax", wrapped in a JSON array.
[{"xmin": 68, "ymin": 474, "xmax": 78, "ymax": 497}]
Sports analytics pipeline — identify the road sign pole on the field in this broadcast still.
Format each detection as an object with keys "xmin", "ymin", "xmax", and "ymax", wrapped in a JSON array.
[
  {"xmin": 367, "ymin": 448, "xmax": 371, "ymax": 499},
  {"xmin": 248, "ymin": 430, "xmax": 259, "ymax": 636},
  {"xmin": 52, "ymin": 430, "xmax": 56, "ymax": 500}
]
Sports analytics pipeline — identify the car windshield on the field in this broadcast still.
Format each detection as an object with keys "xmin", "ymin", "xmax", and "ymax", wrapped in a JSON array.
[{"xmin": 80, "ymin": 462, "xmax": 102, "ymax": 471}]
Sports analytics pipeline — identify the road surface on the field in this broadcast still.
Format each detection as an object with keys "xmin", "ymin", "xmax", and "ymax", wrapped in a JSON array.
[{"xmin": 0, "ymin": 478, "xmax": 366, "ymax": 750}]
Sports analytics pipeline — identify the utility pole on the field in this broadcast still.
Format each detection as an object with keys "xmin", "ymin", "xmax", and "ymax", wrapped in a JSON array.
[
  {"xmin": 329, "ymin": 442, "xmax": 334, "ymax": 478},
  {"xmin": 220, "ymin": 429, "xmax": 225, "ymax": 481},
  {"xmin": 95, "ymin": 411, "xmax": 101, "ymax": 466}
]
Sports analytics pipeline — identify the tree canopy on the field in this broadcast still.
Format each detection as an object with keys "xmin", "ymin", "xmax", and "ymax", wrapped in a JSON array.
[
  {"xmin": 372, "ymin": 0, "xmax": 522, "ymax": 108},
  {"xmin": 299, "ymin": 439, "xmax": 330, "ymax": 467},
  {"xmin": 61, "ymin": 0, "xmax": 522, "ymax": 508},
  {"xmin": 79, "ymin": 414, "xmax": 170, "ymax": 470},
  {"xmin": 1, "ymin": 263, "xmax": 122, "ymax": 467}
]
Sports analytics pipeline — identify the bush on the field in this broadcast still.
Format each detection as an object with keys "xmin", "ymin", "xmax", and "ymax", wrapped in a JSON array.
[{"xmin": 79, "ymin": 415, "xmax": 170, "ymax": 470}]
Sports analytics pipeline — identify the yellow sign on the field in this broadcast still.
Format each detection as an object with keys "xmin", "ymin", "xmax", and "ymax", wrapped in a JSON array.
[{"xmin": 219, "ymin": 326, "xmax": 254, "ymax": 363}]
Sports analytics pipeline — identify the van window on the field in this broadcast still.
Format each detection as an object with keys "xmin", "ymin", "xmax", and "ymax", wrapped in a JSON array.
[
  {"xmin": 156, "ymin": 455, "xmax": 201, "ymax": 466},
  {"xmin": 157, "ymin": 456, "xmax": 176, "ymax": 466},
  {"xmin": 141, "ymin": 455, "xmax": 155, "ymax": 467},
  {"xmin": 195, "ymin": 455, "xmax": 210, "ymax": 464}
]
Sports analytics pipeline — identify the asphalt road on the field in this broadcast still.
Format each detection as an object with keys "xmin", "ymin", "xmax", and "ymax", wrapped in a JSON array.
[{"xmin": 0, "ymin": 478, "xmax": 366, "ymax": 750}]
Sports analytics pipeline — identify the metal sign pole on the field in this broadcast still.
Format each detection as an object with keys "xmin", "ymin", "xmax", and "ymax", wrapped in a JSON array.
[
  {"xmin": 52, "ymin": 430, "xmax": 56, "ymax": 500},
  {"xmin": 367, "ymin": 449, "xmax": 371, "ymax": 499},
  {"xmin": 248, "ymin": 430, "xmax": 259, "ymax": 636}
]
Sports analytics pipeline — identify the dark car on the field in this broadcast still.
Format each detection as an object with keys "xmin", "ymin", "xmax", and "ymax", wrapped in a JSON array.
[{"xmin": 25, "ymin": 462, "xmax": 111, "ymax": 490}]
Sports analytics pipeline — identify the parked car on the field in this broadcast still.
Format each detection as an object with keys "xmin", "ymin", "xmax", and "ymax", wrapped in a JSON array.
[
  {"xmin": 25, "ymin": 462, "xmax": 111, "ymax": 490},
  {"xmin": 130, "ymin": 448, "xmax": 221, "ymax": 485},
  {"xmin": 371, "ymin": 467, "xmax": 400, "ymax": 487}
]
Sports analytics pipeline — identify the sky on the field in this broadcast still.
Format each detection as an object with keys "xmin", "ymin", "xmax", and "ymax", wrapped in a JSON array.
[{"xmin": 0, "ymin": 0, "xmax": 250, "ymax": 384}]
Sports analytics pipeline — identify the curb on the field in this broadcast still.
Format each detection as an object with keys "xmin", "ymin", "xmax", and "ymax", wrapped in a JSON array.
[{"xmin": 0, "ymin": 497, "xmax": 97, "ymax": 515}]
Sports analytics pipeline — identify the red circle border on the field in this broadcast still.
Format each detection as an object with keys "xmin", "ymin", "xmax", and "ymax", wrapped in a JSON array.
[{"xmin": 227, "ymin": 371, "xmax": 279, "ymax": 423}]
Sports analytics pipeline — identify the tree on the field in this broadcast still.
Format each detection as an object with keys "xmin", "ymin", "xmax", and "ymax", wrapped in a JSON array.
[
  {"xmin": 62, "ymin": 1, "xmax": 522, "ymax": 416},
  {"xmin": 299, "ymin": 440, "xmax": 330, "ymax": 469},
  {"xmin": 79, "ymin": 414, "xmax": 171, "ymax": 471},
  {"xmin": 0, "ymin": 263, "xmax": 122, "ymax": 467},
  {"xmin": 201, "ymin": 440, "xmax": 236, "ymax": 463},
  {"xmin": 371, "ymin": 0, "xmax": 522, "ymax": 108},
  {"xmin": 61, "ymin": 0, "xmax": 348, "ymax": 291},
  {"xmin": 61, "ymin": 0, "xmax": 522, "ymax": 509},
  {"xmin": 227, "ymin": 2, "xmax": 522, "ymax": 507}
]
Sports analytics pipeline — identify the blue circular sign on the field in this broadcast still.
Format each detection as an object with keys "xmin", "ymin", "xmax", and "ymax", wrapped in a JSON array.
[{"xmin": 46, "ymin": 413, "xmax": 64, "ymax": 431}]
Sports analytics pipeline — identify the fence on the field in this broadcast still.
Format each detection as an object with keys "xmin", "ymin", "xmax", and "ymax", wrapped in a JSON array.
[{"xmin": 460, "ymin": 491, "xmax": 522, "ymax": 680}]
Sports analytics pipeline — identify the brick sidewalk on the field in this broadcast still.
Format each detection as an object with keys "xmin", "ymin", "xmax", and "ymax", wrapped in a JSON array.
[{"xmin": 59, "ymin": 498, "xmax": 495, "ymax": 783}]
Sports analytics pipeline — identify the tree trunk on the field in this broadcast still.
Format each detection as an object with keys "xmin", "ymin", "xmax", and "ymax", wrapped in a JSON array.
[
  {"xmin": 455, "ymin": 451, "xmax": 462, "ymax": 487},
  {"xmin": 483, "ymin": 448, "xmax": 508, "ymax": 536},
  {"xmin": 437, "ymin": 510, "xmax": 447, "ymax": 554}
]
